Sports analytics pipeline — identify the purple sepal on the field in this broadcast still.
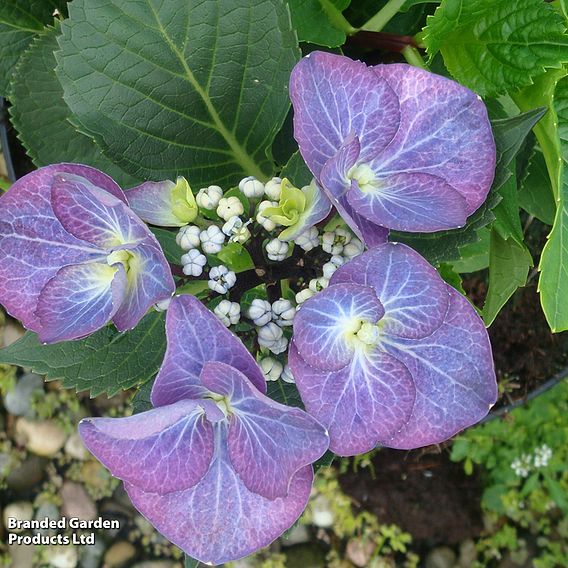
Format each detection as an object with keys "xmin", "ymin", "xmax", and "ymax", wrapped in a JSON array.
[
  {"xmin": 200, "ymin": 361, "xmax": 328, "ymax": 499},
  {"xmin": 126, "ymin": 180, "xmax": 184, "ymax": 227},
  {"xmin": 79, "ymin": 399, "xmax": 214, "ymax": 494},
  {"xmin": 151, "ymin": 295, "xmax": 266, "ymax": 407}
]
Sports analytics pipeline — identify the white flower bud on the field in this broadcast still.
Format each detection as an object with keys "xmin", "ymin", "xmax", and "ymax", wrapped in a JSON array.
[
  {"xmin": 269, "ymin": 335, "xmax": 288, "ymax": 355},
  {"xmin": 239, "ymin": 176, "xmax": 265, "ymax": 198},
  {"xmin": 257, "ymin": 322, "xmax": 283, "ymax": 348},
  {"xmin": 222, "ymin": 216, "xmax": 251, "ymax": 244},
  {"xmin": 264, "ymin": 177, "xmax": 282, "ymax": 200},
  {"xmin": 256, "ymin": 200, "xmax": 278, "ymax": 231},
  {"xmin": 343, "ymin": 238, "xmax": 364, "ymax": 259},
  {"xmin": 176, "ymin": 225, "xmax": 201, "ymax": 251},
  {"xmin": 272, "ymin": 299, "xmax": 296, "ymax": 327},
  {"xmin": 309, "ymin": 277, "xmax": 329, "ymax": 292},
  {"xmin": 281, "ymin": 364, "xmax": 295, "ymax": 384},
  {"xmin": 208, "ymin": 265, "xmax": 236, "ymax": 294},
  {"xmin": 322, "ymin": 262, "xmax": 337, "ymax": 280},
  {"xmin": 259, "ymin": 357, "xmax": 283, "ymax": 381},
  {"xmin": 196, "ymin": 185, "xmax": 223, "ymax": 210},
  {"xmin": 266, "ymin": 238, "xmax": 289, "ymax": 261},
  {"xmin": 214, "ymin": 300, "xmax": 241, "ymax": 327},
  {"xmin": 294, "ymin": 227, "xmax": 319, "ymax": 251},
  {"xmin": 199, "ymin": 225, "xmax": 225, "ymax": 254},
  {"xmin": 247, "ymin": 299, "xmax": 272, "ymax": 326},
  {"xmin": 217, "ymin": 196, "xmax": 244, "ymax": 221},
  {"xmin": 181, "ymin": 249, "xmax": 207, "ymax": 276},
  {"xmin": 154, "ymin": 297, "xmax": 172, "ymax": 312},
  {"xmin": 295, "ymin": 288, "xmax": 315, "ymax": 305}
]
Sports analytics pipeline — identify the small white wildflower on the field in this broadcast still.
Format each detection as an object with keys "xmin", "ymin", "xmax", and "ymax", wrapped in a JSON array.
[
  {"xmin": 264, "ymin": 177, "xmax": 282, "ymax": 200},
  {"xmin": 281, "ymin": 364, "xmax": 295, "ymax": 384},
  {"xmin": 534, "ymin": 444, "xmax": 552, "ymax": 468},
  {"xmin": 269, "ymin": 335, "xmax": 288, "ymax": 355},
  {"xmin": 295, "ymin": 288, "xmax": 315, "ymax": 305},
  {"xmin": 196, "ymin": 185, "xmax": 223, "ymax": 210},
  {"xmin": 322, "ymin": 228, "xmax": 352, "ymax": 255},
  {"xmin": 239, "ymin": 176, "xmax": 265, "ymax": 199},
  {"xmin": 208, "ymin": 265, "xmax": 236, "ymax": 294},
  {"xmin": 217, "ymin": 196, "xmax": 244, "ymax": 221},
  {"xmin": 272, "ymin": 298, "xmax": 296, "ymax": 327},
  {"xmin": 199, "ymin": 225, "xmax": 225, "ymax": 254},
  {"xmin": 257, "ymin": 322, "xmax": 283, "ymax": 349},
  {"xmin": 181, "ymin": 249, "xmax": 207, "ymax": 276},
  {"xmin": 154, "ymin": 297, "xmax": 172, "ymax": 312},
  {"xmin": 309, "ymin": 277, "xmax": 329, "ymax": 292},
  {"xmin": 343, "ymin": 237, "xmax": 364, "ymax": 259},
  {"xmin": 511, "ymin": 454, "xmax": 532, "ymax": 478},
  {"xmin": 266, "ymin": 238, "xmax": 289, "ymax": 261},
  {"xmin": 176, "ymin": 225, "xmax": 201, "ymax": 251},
  {"xmin": 256, "ymin": 200, "xmax": 278, "ymax": 231},
  {"xmin": 214, "ymin": 300, "xmax": 241, "ymax": 327},
  {"xmin": 222, "ymin": 216, "xmax": 251, "ymax": 244},
  {"xmin": 247, "ymin": 299, "xmax": 272, "ymax": 327},
  {"xmin": 259, "ymin": 357, "xmax": 283, "ymax": 381},
  {"xmin": 294, "ymin": 227, "xmax": 319, "ymax": 251}
]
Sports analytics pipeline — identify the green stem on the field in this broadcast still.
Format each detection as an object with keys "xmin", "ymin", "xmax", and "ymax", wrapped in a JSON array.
[
  {"xmin": 361, "ymin": 0, "xmax": 406, "ymax": 33},
  {"xmin": 319, "ymin": 0, "xmax": 358, "ymax": 35},
  {"xmin": 401, "ymin": 45, "xmax": 427, "ymax": 68}
]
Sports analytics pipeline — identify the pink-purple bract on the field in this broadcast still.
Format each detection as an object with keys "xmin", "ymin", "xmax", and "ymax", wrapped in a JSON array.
[
  {"xmin": 0, "ymin": 164, "xmax": 174, "ymax": 343},
  {"xmin": 289, "ymin": 243, "xmax": 497, "ymax": 456},
  {"xmin": 289, "ymin": 51, "xmax": 496, "ymax": 243},
  {"xmin": 80, "ymin": 295, "xmax": 329, "ymax": 565}
]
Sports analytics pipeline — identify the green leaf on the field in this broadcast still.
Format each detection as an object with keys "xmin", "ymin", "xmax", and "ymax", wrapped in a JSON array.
[
  {"xmin": 0, "ymin": 0, "xmax": 64, "ymax": 95},
  {"xmin": 450, "ymin": 227, "xmax": 490, "ymax": 273},
  {"xmin": 280, "ymin": 150, "xmax": 313, "ymax": 187},
  {"xmin": 184, "ymin": 556, "xmax": 201, "ymax": 568},
  {"xmin": 437, "ymin": 263, "xmax": 465, "ymax": 295},
  {"xmin": 538, "ymin": 76, "xmax": 568, "ymax": 332},
  {"xmin": 424, "ymin": 0, "xmax": 568, "ymax": 97},
  {"xmin": 288, "ymin": 0, "xmax": 353, "ymax": 48},
  {"xmin": 176, "ymin": 280, "xmax": 210, "ymax": 298},
  {"xmin": 8, "ymin": 25, "xmax": 137, "ymax": 188},
  {"xmin": 266, "ymin": 380, "xmax": 304, "ymax": 408},
  {"xmin": 131, "ymin": 379, "xmax": 154, "ymax": 414},
  {"xmin": 150, "ymin": 227, "xmax": 182, "ymax": 265},
  {"xmin": 56, "ymin": 0, "xmax": 300, "ymax": 188},
  {"xmin": 493, "ymin": 166, "xmax": 524, "ymax": 247},
  {"xmin": 518, "ymin": 150, "xmax": 556, "ymax": 225},
  {"xmin": 215, "ymin": 242, "xmax": 255, "ymax": 273},
  {"xmin": 482, "ymin": 230, "xmax": 532, "ymax": 326},
  {"xmin": 0, "ymin": 312, "xmax": 166, "ymax": 397}
]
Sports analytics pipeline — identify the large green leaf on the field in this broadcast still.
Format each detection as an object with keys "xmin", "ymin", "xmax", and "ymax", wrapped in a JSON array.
[
  {"xmin": 482, "ymin": 230, "xmax": 532, "ymax": 326},
  {"xmin": 492, "ymin": 166, "xmax": 524, "ymax": 247},
  {"xmin": 0, "ymin": 312, "xmax": 166, "ymax": 396},
  {"xmin": 0, "ymin": 0, "xmax": 64, "ymax": 95},
  {"xmin": 56, "ymin": 0, "xmax": 300, "ymax": 188},
  {"xmin": 8, "ymin": 25, "xmax": 138, "ymax": 188},
  {"xmin": 280, "ymin": 150, "xmax": 313, "ymax": 187},
  {"xmin": 538, "ymin": 77, "xmax": 568, "ymax": 332},
  {"xmin": 518, "ymin": 150, "xmax": 556, "ymax": 225},
  {"xmin": 424, "ymin": 0, "xmax": 568, "ymax": 97}
]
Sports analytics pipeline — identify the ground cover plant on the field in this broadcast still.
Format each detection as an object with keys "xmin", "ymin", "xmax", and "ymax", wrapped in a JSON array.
[{"xmin": 1, "ymin": 0, "xmax": 568, "ymax": 565}]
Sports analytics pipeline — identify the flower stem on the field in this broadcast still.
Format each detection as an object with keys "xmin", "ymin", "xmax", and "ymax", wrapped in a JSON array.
[
  {"xmin": 401, "ymin": 45, "xmax": 427, "ymax": 69},
  {"xmin": 361, "ymin": 0, "xmax": 407, "ymax": 33},
  {"xmin": 319, "ymin": 0, "xmax": 358, "ymax": 35}
]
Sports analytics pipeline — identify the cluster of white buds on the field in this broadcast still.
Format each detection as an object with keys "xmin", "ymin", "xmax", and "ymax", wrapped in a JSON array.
[
  {"xmin": 200, "ymin": 225, "xmax": 225, "ymax": 254},
  {"xmin": 294, "ymin": 226, "xmax": 319, "ymax": 251},
  {"xmin": 264, "ymin": 177, "xmax": 282, "ymax": 200},
  {"xmin": 511, "ymin": 454, "xmax": 533, "ymax": 478},
  {"xmin": 322, "ymin": 227, "xmax": 352, "ymax": 255},
  {"xmin": 208, "ymin": 265, "xmax": 236, "ymax": 294},
  {"xmin": 322, "ymin": 255, "xmax": 345, "ymax": 279},
  {"xmin": 196, "ymin": 185, "xmax": 223, "ymax": 210},
  {"xmin": 534, "ymin": 444, "xmax": 553, "ymax": 468},
  {"xmin": 222, "ymin": 216, "xmax": 251, "ymax": 244},
  {"xmin": 256, "ymin": 200, "xmax": 278, "ymax": 231},
  {"xmin": 511, "ymin": 444, "xmax": 553, "ymax": 478},
  {"xmin": 247, "ymin": 299, "xmax": 272, "ymax": 326},
  {"xmin": 271, "ymin": 298, "xmax": 295, "ymax": 327},
  {"xmin": 247, "ymin": 296, "xmax": 297, "ymax": 355},
  {"xmin": 343, "ymin": 237, "xmax": 364, "ymax": 259},
  {"xmin": 259, "ymin": 357, "xmax": 283, "ymax": 381},
  {"xmin": 266, "ymin": 238, "xmax": 289, "ymax": 261},
  {"xmin": 295, "ymin": 288, "xmax": 314, "ymax": 305},
  {"xmin": 257, "ymin": 322, "xmax": 288, "ymax": 354},
  {"xmin": 181, "ymin": 249, "xmax": 207, "ymax": 276},
  {"xmin": 214, "ymin": 300, "xmax": 241, "ymax": 327},
  {"xmin": 239, "ymin": 176, "xmax": 265, "ymax": 199},
  {"xmin": 176, "ymin": 225, "xmax": 201, "ymax": 251},
  {"xmin": 217, "ymin": 196, "xmax": 244, "ymax": 221}
]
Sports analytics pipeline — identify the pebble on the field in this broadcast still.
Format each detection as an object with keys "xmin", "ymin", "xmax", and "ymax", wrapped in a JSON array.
[
  {"xmin": 15, "ymin": 418, "xmax": 67, "ymax": 457},
  {"xmin": 310, "ymin": 495, "xmax": 334, "ymax": 528},
  {"xmin": 34, "ymin": 502, "xmax": 60, "ymax": 535},
  {"xmin": 2, "ymin": 320, "xmax": 24, "ymax": 346},
  {"xmin": 8, "ymin": 543, "xmax": 35, "ymax": 568},
  {"xmin": 44, "ymin": 544, "xmax": 78, "ymax": 568},
  {"xmin": 282, "ymin": 524, "xmax": 310, "ymax": 547},
  {"xmin": 425, "ymin": 546, "xmax": 457, "ymax": 568},
  {"xmin": 131, "ymin": 562, "xmax": 177, "ymax": 568},
  {"xmin": 79, "ymin": 539, "xmax": 106, "ymax": 568},
  {"xmin": 6, "ymin": 455, "xmax": 48, "ymax": 491},
  {"xmin": 458, "ymin": 539, "xmax": 477, "ymax": 567},
  {"xmin": 3, "ymin": 501, "xmax": 34, "ymax": 533},
  {"xmin": 64, "ymin": 433, "xmax": 89, "ymax": 461},
  {"xmin": 104, "ymin": 541, "xmax": 136, "ymax": 567},
  {"xmin": 3, "ymin": 373, "xmax": 43, "ymax": 417},
  {"xmin": 60, "ymin": 481, "xmax": 97, "ymax": 521},
  {"xmin": 346, "ymin": 538, "xmax": 375, "ymax": 567}
]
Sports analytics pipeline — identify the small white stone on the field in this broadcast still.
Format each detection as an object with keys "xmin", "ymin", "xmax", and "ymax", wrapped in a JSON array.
[
  {"xmin": 196, "ymin": 185, "xmax": 223, "ymax": 210},
  {"xmin": 247, "ymin": 299, "xmax": 272, "ymax": 327},
  {"xmin": 217, "ymin": 196, "xmax": 244, "ymax": 221},
  {"xmin": 259, "ymin": 357, "xmax": 283, "ymax": 381},
  {"xmin": 266, "ymin": 238, "xmax": 289, "ymax": 261},
  {"xmin": 64, "ymin": 433, "xmax": 89, "ymax": 461},
  {"xmin": 199, "ymin": 225, "xmax": 225, "ymax": 254},
  {"xmin": 208, "ymin": 265, "xmax": 236, "ymax": 294},
  {"xmin": 44, "ymin": 545, "xmax": 78, "ymax": 568},
  {"xmin": 181, "ymin": 249, "xmax": 207, "ymax": 277},
  {"xmin": 3, "ymin": 502, "xmax": 33, "ymax": 533},
  {"xmin": 15, "ymin": 418, "xmax": 67, "ymax": 457},
  {"xmin": 264, "ymin": 177, "xmax": 282, "ymax": 200},
  {"xmin": 311, "ymin": 496, "xmax": 334, "ymax": 528},
  {"xmin": 271, "ymin": 299, "xmax": 296, "ymax": 326},
  {"xmin": 214, "ymin": 300, "xmax": 241, "ymax": 327},
  {"xmin": 239, "ymin": 176, "xmax": 265, "ymax": 198},
  {"xmin": 295, "ymin": 288, "xmax": 315, "ymax": 305},
  {"xmin": 294, "ymin": 227, "xmax": 319, "ymax": 251},
  {"xmin": 176, "ymin": 225, "xmax": 201, "ymax": 250}
]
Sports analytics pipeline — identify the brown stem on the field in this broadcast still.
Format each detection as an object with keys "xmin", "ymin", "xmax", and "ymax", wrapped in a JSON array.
[{"xmin": 347, "ymin": 30, "xmax": 417, "ymax": 53}]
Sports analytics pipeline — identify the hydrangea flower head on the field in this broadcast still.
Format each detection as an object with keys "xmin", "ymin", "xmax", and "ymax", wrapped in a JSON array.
[
  {"xmin": 290, "ymin": 52, "xmax": 496, "ymax": 244},
  {"xmin": 0, "ymin": 164, "xmax": 174, "ymax": 343},
  {"xmin": 289, "ymin": 243, "xmax": 497, "ymax": 455},
  {"xmin": 80, "ymin": 295, "xmax": 329, "ymax": 565}
]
